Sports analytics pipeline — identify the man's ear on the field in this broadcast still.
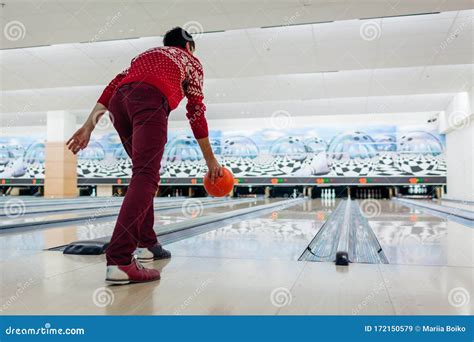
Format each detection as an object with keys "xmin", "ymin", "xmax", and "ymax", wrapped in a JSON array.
[{"xmin": 185, "ymin": 41, "xmax": 194, "ymax": 53}]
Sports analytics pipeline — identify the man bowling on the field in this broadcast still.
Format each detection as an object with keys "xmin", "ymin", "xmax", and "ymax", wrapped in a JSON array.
[{"xmin": 67, "ymin": 27, "xmax": 222, "ymax": 284}]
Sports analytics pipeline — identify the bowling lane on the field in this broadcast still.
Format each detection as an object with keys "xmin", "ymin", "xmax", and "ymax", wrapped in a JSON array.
[
  {"xmin": 0, "ymin": 196, "xmax": 216, "ymax": 215},
  {"xmin": 164, "ymin": 199, "xmax": 339, "ymax": 261},
  {"xmin": 0, "ymin": 196, "xmax": 128, "ymax": 208},
  {"xmin": 0, "ymin": 197, "xmax": 236, "ymax": 228},
  {"xmin": 0, "ymin": 198, "xmax": 267, "ymax": 261},
  {"xmin": 366, "ymin": 200, "xmax": 474, "ymax": 267}
]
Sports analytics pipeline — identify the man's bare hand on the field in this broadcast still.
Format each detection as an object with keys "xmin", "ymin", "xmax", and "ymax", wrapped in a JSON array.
[
  {"xmin": 206, "ymin": 157, "xmax": 223, "ymax": 184},
  {"xmin": 66, "ymin": 126, "xmax": 92, "ymax": 154}
]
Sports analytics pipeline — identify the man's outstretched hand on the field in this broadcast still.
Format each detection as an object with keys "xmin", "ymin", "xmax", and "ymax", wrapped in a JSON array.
[
  {"xmin": 67, "ymin": 102, "xmax": 107, "ymax": 154},
  {"xmin": 66, "ymin": 126, "xmax": 92, "ymax": 154}
]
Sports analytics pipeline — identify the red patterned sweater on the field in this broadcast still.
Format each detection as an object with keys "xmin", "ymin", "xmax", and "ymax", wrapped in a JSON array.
[{"xmin": 97, "ymin": 46, "xmax": 208, "ymax": 139}]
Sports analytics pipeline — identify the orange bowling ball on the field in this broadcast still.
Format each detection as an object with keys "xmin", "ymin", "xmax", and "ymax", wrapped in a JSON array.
[{"xmin": 203, "ymin": 167, "xmax": 234, "ymax": 197}]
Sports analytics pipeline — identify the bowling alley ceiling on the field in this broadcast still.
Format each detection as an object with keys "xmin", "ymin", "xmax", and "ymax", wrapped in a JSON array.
[
  {"xmin": 0, "ymin": 1, "xmax": 473, "ymax": 125},
  {"xmin": 1, "ymin": 0, "xmax": 473, "ymax": 49}
]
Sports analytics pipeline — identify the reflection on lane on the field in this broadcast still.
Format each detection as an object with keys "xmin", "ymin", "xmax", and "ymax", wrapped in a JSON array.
[
  {"xmin": 366, "ymin": 200, "xmax": 473, "ymax": 267},
  {"xmin": 166, "ymin": 199, "xmax": 339, "ymax": 261}
]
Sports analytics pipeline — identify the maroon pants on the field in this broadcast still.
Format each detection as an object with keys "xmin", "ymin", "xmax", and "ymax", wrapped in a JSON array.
[{"xmin": 106, "ymin": 83, "xmax": 169, "ymax": 265}]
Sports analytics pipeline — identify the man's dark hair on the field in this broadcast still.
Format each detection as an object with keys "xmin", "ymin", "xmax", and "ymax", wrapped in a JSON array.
[{"xmin": 163, "ymin": 27, "xmax": 195, "ymax": 51}]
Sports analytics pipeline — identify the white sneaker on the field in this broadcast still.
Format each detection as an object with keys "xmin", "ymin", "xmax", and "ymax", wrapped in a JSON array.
[{"xmin": 135, "ymin": 245, "xmax": 171, "ymax": 263}]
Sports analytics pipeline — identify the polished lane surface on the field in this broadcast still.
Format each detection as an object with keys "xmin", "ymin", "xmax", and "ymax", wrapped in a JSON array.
[
  {"xmin": 0, "ymin": 198, "xmax": 267, "ymax": 261},
  {"xmin": 0, "ymin": 197, "xmax": 233, "ymax": 227},
  {"xmin": 367, "ymin": 200, "xmax": 474, "ymax": 267},
  {"xmin": 166, "ymin": 199, "xmax": 336, "ymax": 261}
]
